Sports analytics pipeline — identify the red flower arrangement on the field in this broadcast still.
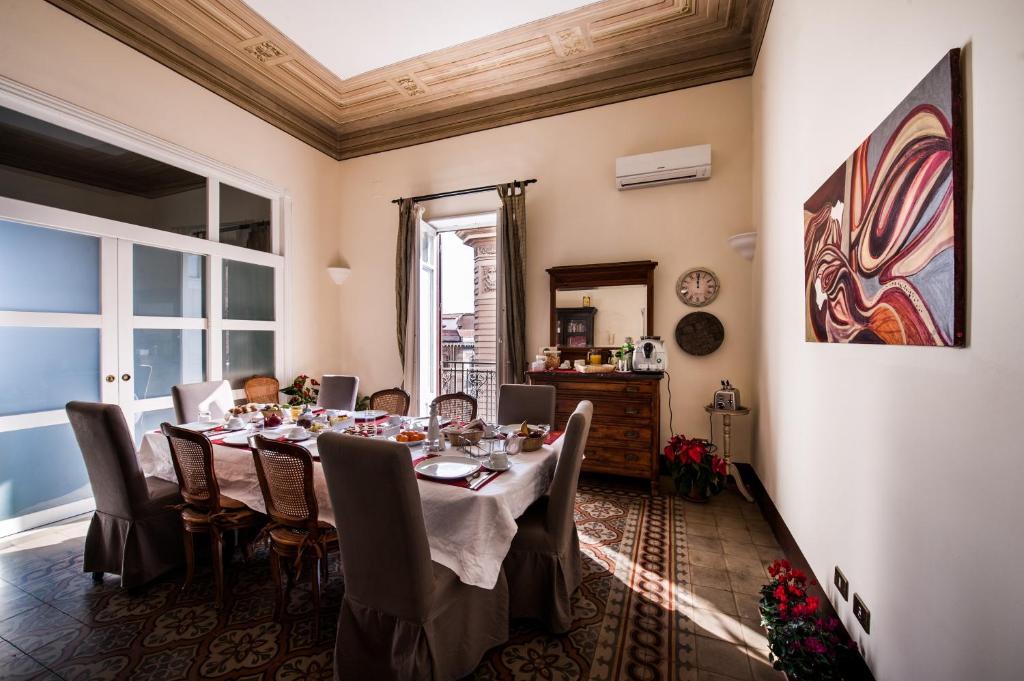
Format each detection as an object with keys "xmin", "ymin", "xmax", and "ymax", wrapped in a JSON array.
[
  {"xmin": 759, "ymin": 559, "xmax": 858, "ymax": 680},
  {"xmin": 281, "ymin": 374, "xmax": 320, "ymax": 406},
  {"xmin": 662, "ymin": 434, "xmax": 727, "ymax": 501}
]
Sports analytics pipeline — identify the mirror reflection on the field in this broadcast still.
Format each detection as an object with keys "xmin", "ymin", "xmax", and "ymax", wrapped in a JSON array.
[{"xmin": 554, "ymin": 284, "xmax": 647, "ymax": 348}]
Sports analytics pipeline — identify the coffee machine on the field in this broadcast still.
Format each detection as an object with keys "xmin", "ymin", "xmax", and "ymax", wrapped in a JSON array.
[{"xmin": 632, "ymin": 336, "xmax": 668, "ymax": 373}]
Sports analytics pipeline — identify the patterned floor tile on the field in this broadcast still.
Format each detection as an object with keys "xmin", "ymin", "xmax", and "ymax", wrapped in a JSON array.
[{"xmin": 0, "ymin": 480, "xmax": 783, "ymax": 680}]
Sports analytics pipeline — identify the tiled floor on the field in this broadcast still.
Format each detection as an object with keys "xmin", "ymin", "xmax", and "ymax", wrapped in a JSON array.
[{"xmin": 0, "ymin": 480, "xmax": 786, "ymax": 680}]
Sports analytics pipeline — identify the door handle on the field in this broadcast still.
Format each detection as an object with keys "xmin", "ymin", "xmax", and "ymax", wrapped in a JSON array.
[
  {"xmin": 625, "ymin": 453, "xmax": 639, "ymax": 462},
  {"xmin": 121, "ymin": 373, "xmax": 132, "ymax": 381},
  {"xmin": 625, "ymin": 430, "xmax": 639, "ymax": 439},
  {"xmin": 625, "ymin": 386, "xmax": 639, "ymax": 393},
  {"xmin": 624, "ymin": 407, "xmax": 639, "ymax": 415},
  {"xmin": 105, "ymin": 374, "xmax": 116, "ymax": 383}
]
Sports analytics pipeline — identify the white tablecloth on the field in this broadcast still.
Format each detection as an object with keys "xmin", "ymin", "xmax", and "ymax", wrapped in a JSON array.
[{"xmin": 137, "ymin": 431, "xmax": 559, "ymax": 589}]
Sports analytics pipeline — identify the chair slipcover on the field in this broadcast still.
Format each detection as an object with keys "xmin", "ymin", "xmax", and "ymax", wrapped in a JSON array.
[
  {"xmin": 171, "ymin": 380, "xmax": 234, "ymax": 424},
  {"xmin": 502, "ymin": 400, "xmax": 593, "ymax": 632},
  {"xmin": 496, "ymin": 383, "xmax": 556, "ymax": 426},
  {"xmin": 317, "ymin": 375, "xmax": 359, "ymax": 411},
  {"xmin": 66, "ymin": 401, "xmax": 183, "ymax": 587},
  {"xmin": 318, "ymin": 433, "xmax": 508, "ymax": 680}
]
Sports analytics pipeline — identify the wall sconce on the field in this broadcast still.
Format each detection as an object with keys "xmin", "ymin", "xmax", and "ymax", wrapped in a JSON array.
[
  {"xmin": 327, "ymin": 266, "xmax": 351, "ymax": 285},
  {"xmin": 728, "ymin": 232, "xmax": 756, "ymax": 261}
]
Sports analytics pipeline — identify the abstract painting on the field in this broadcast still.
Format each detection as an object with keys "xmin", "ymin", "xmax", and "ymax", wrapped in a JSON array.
[{"xmin": 804, "ymin": 50, "xmax": 965, "ymax": 346}]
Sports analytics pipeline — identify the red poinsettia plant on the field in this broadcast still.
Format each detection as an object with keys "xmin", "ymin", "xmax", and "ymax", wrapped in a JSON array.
[
  {"xmin": 662, "ymin": 434, "xmax": 727, "ymax": 500},
  {"xmin": 759, "ymin": 559, "xmax": 858, "ymax": 680},
  {"xmin": 281, "ymin": 374, "xmax": 320, "ymax": 406}
]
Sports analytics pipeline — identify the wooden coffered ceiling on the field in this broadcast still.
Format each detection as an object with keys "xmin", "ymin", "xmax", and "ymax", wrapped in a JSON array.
[{"xmin": 45, "ymin": 0, "xmax": 773, "ymax": 160}]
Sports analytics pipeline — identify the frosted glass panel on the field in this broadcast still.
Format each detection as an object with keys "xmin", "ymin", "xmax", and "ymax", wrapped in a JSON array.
[
  {"xmin": 0, "ymin": 220, "xmax": 100, "ymax": 314},
  {"xmin": 133, "ymin": 407, "xmax": 177, "ymax": 444},
  {"xmin": 223, "ymin": 260, "xmax": 274, "ymax": 321},
  {"xmin": 220, "ymin": 184, "xmax": 271, "ymax": 253},
  {"xmin": 223, "ymin": 330, "xmax": 274, "ymax": 389},
  {"xmin": 0, "ymin": 423, "xmax": 91, "ymax": 522},
  {"xmin": 0, "ymin": 328, "xmax": 99, "ymax": 417},
  {"xmin": 134, "ymin": 245, "xmax": 206, "ymax": 318},
  {"xmin": 133, "ymin": 330, "xmax": 206, "ymax": 400}
]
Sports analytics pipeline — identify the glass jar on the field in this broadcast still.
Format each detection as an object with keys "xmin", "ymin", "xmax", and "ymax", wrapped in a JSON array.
[{"xmin": 542, "ymin": 347, "xmax": 561, "ymax": 370}]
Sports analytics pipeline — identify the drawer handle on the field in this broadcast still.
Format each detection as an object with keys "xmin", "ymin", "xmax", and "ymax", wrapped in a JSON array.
[
  {"xmin": 625, "ymin": 386, "xmax": 639, "ymax": 393},
  {"xmin": 625, "ymin": 453, "xmax": 639, "ymax": 462},
  {"xmin": 624, "ymin": 407, "xmax": 639, "ymax": 415},
  {"xmin": 625, "ymin": 430, "xmax": 639, "ymax": 439}
]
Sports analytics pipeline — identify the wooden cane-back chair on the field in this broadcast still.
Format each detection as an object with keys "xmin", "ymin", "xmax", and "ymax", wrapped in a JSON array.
[
  {"xmin": 432, "ymin": 392, "xmax": 478, "ymax": 423},
  {"xmin": 250, "ymin": 434, "xmax": 338, "ymax": 636},
  {"xmin": 161, "ymin": 423, "xmax": 263, "ymax": 608},
  {"xmin": 244, "ymin": 376, "xmax": 280, "ymax": 404},
  {"xmin": 369, "ymin": 388, "xmax": 411, "ymax": 416}
]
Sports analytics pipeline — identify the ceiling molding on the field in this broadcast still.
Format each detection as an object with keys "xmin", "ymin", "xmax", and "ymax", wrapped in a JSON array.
[{"xmin": 44, "ymin": 0, "xmax": 773, "ymax": 161}]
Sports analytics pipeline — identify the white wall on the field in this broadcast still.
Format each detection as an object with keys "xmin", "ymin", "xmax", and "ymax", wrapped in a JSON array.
[
  {"xmin": 335, "ymin": 79, "xmax": 756, "ymax": 451},
  {"xmin": 752, "ymin": 2, "xmax": 1024, "ymax": 680}
]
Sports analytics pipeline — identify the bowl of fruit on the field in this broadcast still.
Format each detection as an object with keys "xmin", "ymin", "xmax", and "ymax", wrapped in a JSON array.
[{"xmin": 392, "ymin": 430, "xmax": 427, "ymax": 446}]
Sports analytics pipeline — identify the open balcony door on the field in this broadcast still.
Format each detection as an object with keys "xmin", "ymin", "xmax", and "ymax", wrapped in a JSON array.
[{"xmin": 407, "ymin": 217, "xmax": 440, "ymax": 417}]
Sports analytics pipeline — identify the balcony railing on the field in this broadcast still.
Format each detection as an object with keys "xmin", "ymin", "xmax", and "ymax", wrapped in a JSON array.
[{"xmin": 440, "ymin": 360, "xmax": 497, "ymax": 423}]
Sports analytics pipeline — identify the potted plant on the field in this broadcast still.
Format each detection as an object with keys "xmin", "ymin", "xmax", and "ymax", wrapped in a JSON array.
[
  {"xmin": 662, "ymin": 434, "xmax": 727, "ymax": 502},
  {"xmin": 759, "ymin": 560, "xmax": 858, "ymax": 680},
  {"xmin": 281, "ymin": 374, "xmax": 320, "ymax": 406}
]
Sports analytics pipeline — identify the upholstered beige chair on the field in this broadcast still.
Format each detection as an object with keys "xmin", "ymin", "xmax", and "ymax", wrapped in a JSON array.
[
  {"xmin": 496, "ymin": 383, "xmax": 556, "ymax": 426},
  {"xmin": 502, "ymin": 400, "xmax": 593, "ymax": 632},
  {"xmin": 171, "ymin": 380, "xmax": 234, "ymax": 424},
  {"xmin": 66, "ymin": 401, "xmax": 183, "ymax": 587},
  {"xmin": 317, "ymin": 375, "xmax": 359, "ymax": 411},
  {"xmin": 318, "ymin": 432, "xmax": 509, "ymax": 679}
]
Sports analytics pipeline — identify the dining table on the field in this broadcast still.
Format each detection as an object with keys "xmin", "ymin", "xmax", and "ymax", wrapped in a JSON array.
[{"xmin": 136, "ymin": 418, "xmax": 562, "ymax": 590}]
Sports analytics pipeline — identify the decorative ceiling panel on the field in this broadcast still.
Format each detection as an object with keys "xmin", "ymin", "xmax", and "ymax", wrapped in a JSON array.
[{"xmin": 44, "ymin": 0, "xmax": 772, "ymax": 160}]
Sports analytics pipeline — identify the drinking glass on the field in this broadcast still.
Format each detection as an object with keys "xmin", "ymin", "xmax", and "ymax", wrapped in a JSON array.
[{"xmin": 198, "ymin": 407, "xmax": 211, "ymax": 423}]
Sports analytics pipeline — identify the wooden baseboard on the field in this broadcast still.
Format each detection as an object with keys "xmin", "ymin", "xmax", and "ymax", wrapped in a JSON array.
[{"xmin": 734, "ymin": 463, "xmax": 876, "ymax": 681}]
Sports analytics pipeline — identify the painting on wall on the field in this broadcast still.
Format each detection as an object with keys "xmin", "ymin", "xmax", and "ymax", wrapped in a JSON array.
[{"xmin": 804, "ymin": 49, "xmax": 965, "ymax": 347}]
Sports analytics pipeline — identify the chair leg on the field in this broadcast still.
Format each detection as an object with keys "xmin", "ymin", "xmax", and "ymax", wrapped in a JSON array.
[
  {"xmin": 91, "ymin": 571, "xmax": 103, "ymax": 582},
  {"xmin": 320, "ymin": 551, "xmax": 329, "ymax": 583},
  {"xmin": 211, "ymin": 529, "xmax": 225, "ymax": 609},
  {"xmin": 269, "ymin": 549, "xmax": 284, "ymax": 620},
  {"xmin": 310, "ymin": 556, "xmax": 322, "ymax": 641},
  {"xmin": 182, "ymin": 530, "xmax": 196, "ymax": 592}
]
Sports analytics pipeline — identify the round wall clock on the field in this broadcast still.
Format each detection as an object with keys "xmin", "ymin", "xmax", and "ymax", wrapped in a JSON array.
[
  {"xmin": 675, "ymin": 312, "xmax": 725, "ymax": 356},
  {"xmin": 676, "ymin": 267, "xmax": 720, "ymax": 307}
]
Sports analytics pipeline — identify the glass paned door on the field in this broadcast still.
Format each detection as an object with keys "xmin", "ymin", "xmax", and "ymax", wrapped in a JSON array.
[
  {"xmin": 118, "ymin": 241, "xmax": 208, "ymax": 437},
  {"xmin": 0, "ymin": 220, "xmax": 115, "ymax": 537},
  {"xmin": 417, "ymin": 220, "xmax": 440, "ymax": 416}
]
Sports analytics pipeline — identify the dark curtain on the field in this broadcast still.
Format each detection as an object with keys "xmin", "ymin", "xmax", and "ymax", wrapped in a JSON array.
[
  {"xmin": 496, "ymin": 182, "xmax": 527, "ymax": 383},
  {"xmin": 395, "ymin": 199, "xmax": 418, "ymax": 376}
]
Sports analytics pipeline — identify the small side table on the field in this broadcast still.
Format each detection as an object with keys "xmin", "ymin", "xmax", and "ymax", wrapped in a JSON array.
[{"xmin": 705, "ymin": 405, "xmax": 754, "ymax": 502}]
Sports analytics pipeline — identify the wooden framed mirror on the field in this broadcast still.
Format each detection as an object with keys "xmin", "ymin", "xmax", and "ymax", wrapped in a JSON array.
[{"xmin": 546, "ymin": 260, "xmax": 657, "ymax": 363}]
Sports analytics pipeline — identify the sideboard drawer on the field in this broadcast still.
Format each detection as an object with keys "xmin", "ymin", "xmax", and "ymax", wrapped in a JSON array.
[
  {"xmin": 536, "ymin": 377, "xmax": 656, "ymax": 397},
  {"xmin": 557, "ymin": 397, "xmax": 652, "ymax": 421},
  {"xmin": 585, "ymin": 422, "xmax": 652, "ymax": 447}
]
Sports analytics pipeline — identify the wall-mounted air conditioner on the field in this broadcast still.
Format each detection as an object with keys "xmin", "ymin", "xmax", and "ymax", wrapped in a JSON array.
[{"xmin": 615, "ymin": 144, "xmax": 711, "ymax": 190}]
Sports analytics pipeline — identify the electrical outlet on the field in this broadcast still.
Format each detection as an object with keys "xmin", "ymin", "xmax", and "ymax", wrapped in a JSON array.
[
  {"xmin": 833, "ymin": 566, "xmax": 849, "ymax": 601},
  {"xmin": 852, "ymin": 593, "xmax": 871, "ymax": 634}
]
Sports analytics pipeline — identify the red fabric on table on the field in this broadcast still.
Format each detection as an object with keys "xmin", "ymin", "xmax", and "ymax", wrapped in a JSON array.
[
  {"xmin": 543, "ymin": 431, "xmax": 562, "ymax": 445},
  {"xmin": 411, "ymin": 455, "xmax": 505, "ymax": 491}
]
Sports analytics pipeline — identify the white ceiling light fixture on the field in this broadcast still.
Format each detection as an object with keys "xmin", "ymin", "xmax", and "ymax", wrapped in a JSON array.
[
  {"xmin": 728, "ymin": 232, "xmax": 757, "ymax": 261},
  {"xmin": 327, "ymin": 266, "xmax": 351, "ymax": 285}
]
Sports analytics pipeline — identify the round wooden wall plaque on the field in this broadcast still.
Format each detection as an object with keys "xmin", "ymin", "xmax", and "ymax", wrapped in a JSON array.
[{"xmin": 675, "ymin": 312, "xmax": 725, "ymax": 356}]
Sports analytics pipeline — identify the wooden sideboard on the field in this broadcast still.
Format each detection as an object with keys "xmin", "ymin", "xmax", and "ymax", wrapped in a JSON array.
[{"xmin": 527, "ymin": 370, "xmax": 662, "ymax": 494}]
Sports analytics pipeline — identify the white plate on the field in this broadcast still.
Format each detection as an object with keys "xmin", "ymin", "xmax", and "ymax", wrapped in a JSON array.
[
  {"xmin": 180, "ymin": 421, "xmax": 222, "ymax": 433},
  {"xmin": 388, "ymin": 436, "xmax": 424, "ymax": 447},
  {"xmin": 285, "ymin": 431, "xmax": 312, "ymax": 441},
  {"xmin": 221, "ymin": 431, "xmax": 253, "ymax": 446},
  {"xmin": 414, "ymin": 455, "xmax": 480, "ymax": 480}
]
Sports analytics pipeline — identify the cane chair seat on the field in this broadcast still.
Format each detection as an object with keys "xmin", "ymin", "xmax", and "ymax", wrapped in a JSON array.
[{"xmin": 269, "ymin": 522, "xmax": 339, "ymax": 549}]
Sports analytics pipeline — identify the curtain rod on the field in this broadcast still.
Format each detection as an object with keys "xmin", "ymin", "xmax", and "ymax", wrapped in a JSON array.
[{"xmin": 391, "ymin": 178, "xmax": 537, "ymax": 205}]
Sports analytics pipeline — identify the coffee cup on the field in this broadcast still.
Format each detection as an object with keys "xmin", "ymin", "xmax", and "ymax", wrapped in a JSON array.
[
  {"xmin": 489, "ymin": 450, "xmax": 509, "ymax": 469},
  {"xmin": 226, "ymin": 416, "xmax": 245, "ymax": 430},
  {"xmin": 286, "ymin": 426, "xmax": 309, "ymax": 440}
]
